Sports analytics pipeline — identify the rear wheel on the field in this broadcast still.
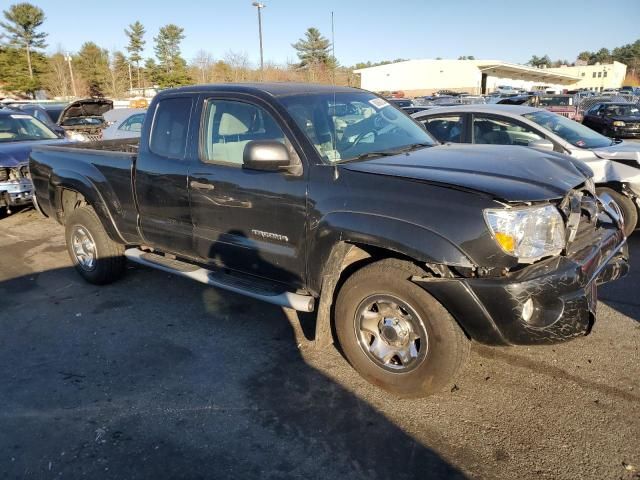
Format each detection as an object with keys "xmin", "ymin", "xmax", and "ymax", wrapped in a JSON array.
[
  {"xmin": 597, "ymin": 187, "xmax": 637, "ymax": 236},
  {"xmin": 65, "ymin": 206, "xmax": 126, "ymax": 284},
  {"xmin": 335, "ymin": 258, "xmax": 469, "ymax": 397}
]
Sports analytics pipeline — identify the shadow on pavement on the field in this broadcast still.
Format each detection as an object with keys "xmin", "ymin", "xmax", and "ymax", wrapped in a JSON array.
[
  {"xmin": 600, "ymin": 234, "xmax": 640, "ymax": 323},
  {"xmin": 0, "ymin": 263, "xmax": 467, "ymax": 479}
]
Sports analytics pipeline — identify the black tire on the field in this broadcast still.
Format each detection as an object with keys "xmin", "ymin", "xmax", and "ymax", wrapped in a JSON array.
[
  {"xmin": 65, "ymin": 205, "xmax": 126, "ymax": 284},
  {"xmin": 335, "ymin": 258, "xmax": 469, "ymax": 398},
  {"xmin": 597, "ymin": 187, "xmax": 637, "ymax": 236}
]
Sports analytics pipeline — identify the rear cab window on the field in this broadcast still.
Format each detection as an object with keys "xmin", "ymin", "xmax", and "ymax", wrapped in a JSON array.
[{"xmin": 149, "ymin": 97, "xmax": 193, "ymax": 159}]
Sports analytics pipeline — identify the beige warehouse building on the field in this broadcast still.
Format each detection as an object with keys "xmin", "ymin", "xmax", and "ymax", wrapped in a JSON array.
[
  {"xmin": 354, "ymin": 59, "xmax": 627, "ymax": 96},
  {"xmin": 545, "ymin": 61, "xmax": 628, "ymax": 92}
]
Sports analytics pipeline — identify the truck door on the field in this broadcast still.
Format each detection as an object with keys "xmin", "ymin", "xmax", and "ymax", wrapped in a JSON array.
[
  {"xmin": 187, "ymin": 95, "xmax": 307, "ymax": 288},
  {"xmin": 135, "ymin": 95, "xmax": 195, "ymax": 255}
]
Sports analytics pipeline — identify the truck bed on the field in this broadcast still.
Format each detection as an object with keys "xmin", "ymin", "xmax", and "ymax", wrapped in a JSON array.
[{"xmin": 29, "ymin": 138, "xmax": 141, "ymax": 243}]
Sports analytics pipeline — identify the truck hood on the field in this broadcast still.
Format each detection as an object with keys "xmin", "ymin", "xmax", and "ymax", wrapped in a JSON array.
[
  {"xmin": 0, "ymin": 138, "xmax": 69, "ymax": 167},
  {"xmin": 342, "ymin": 144, "xmax": 591, "ymax": 202},
  {"xmin": 59, "ymin": 98, "xmax": 113, "ymax": 124},
  {"xmin": 592, "ymin": 141, "xmax": 640, "ymax": 163}
]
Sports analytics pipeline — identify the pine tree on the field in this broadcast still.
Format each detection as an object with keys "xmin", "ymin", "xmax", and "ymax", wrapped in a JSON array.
[
  {"xmin": 1, "ymin": 2, "xmax": 47, "ymax": 81},
  {"xmin": 124, "ymin": 21, "xmax": 145, "ymax": 89},
  {"xmin": 292, "ymin": 27, "xmax": 335, "ymax": 69},
  {"xmin": 153, "ymin": 24, "xmax": 190, "ymax": 87},
  {"xmin": 75, "ymin": 41, "xmax": 110, "ymax": 96}
]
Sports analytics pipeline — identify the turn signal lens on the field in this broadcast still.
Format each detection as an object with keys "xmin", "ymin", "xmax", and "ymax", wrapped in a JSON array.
[{"xmin": 494, "ymin": 232, "xmax": 516, "ymax": 253}]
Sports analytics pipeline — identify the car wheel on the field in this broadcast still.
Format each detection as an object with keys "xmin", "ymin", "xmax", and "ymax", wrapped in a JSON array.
[
  {"xmin": 597, "ymin": 187, "xmax": 637, "ymax": 236},
  {"xmin": 65, "ymin": 205, "xmax": 126, "ymax": 284},
  {"xmin": 335, "ymin": 258, "xmax": 469, "ymax": 397}
]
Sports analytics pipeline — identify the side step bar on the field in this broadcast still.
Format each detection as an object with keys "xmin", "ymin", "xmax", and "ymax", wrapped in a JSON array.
[{"xmin": 124, "ymin": 248, "xmax": 315, "ymax": 312}]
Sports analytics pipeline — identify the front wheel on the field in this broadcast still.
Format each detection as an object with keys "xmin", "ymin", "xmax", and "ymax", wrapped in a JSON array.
[
  {"xmin": 335, "ymin": 259, "xmax": 469, "ymax": 397},
  {"xmin": 597, "ymin": 187, "xmax": 637, "ymax": 236},
  {"xmin": 65, "ymin": 206, "xmax": 126, "ymax": 284}
]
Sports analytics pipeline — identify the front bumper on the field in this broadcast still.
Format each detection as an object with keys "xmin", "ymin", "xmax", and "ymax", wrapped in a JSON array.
[
  {"xmin": 611, "ymin": 126, "xmax": 640, "ymax": 138},
  {"xmin": 414, "ymin": 226, "xmax": 628, "ymax": 345},
  {"xmin": 0, "ymin": 178, "xmax": 33, "ymax": 208}
]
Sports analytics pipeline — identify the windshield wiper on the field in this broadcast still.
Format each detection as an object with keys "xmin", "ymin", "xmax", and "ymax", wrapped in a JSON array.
[
  {"xmin": 393, "ymin": 142, "xmax": 433, "ymax": 153},
  {"xmin": 344, "ymin": 150, "xmax": 401, "ymax": 162}
]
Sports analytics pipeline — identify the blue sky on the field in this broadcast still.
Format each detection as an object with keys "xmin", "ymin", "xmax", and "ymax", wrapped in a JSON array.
[{"xmin": 25, "ymin": 0, "xmax": 640, "ymax": 67}]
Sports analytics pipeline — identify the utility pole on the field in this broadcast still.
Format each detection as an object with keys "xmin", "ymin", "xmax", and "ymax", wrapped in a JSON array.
[
  {"xmin": 252, "ymin": 2, "xmax": 265, "ymax": 74},
  {"xmin": 65, "ymin": 53, "xmax": 77, "ymax": 98}
]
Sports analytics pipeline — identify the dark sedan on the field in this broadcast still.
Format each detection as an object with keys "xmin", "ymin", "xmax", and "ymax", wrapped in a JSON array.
[
  {"xmin": 582, "ymin": 102, "xmax": 640, "ymax": 138},
  {"xmin": 0, "ymin": 109, "xmax": 68, "ymax": 213}
]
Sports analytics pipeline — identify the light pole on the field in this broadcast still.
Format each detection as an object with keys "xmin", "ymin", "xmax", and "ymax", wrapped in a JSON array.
[
  {"xmin": 252, "ymin": 2, "xmax": 265, "ymax": 73},
  {"xmin": 65, "ymin": 53, "xmax": 77, "ymax": 98}
]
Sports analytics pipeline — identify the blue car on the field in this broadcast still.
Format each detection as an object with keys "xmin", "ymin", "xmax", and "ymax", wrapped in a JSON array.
[{"xmin": 0, "ymin": 109, "xmax": 68, "ymax": 214}]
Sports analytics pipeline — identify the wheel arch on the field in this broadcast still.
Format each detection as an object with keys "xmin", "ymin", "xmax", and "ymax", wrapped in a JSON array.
[{"xmin": 50, "ymin": 170, "xmax": 126, "ymax": 244}]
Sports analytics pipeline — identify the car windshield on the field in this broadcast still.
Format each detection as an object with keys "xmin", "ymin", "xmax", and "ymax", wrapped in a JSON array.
[
  {"xmin": 604, "ymin": 104, "xmax": 640, "ymax": 116},
  {"xmin": 538, "ymin": 96, "xmax": 573, "ymax": 107},
  {"xmin": 0, "ymin": 113, "xmax": 59, "ymax": 143},
  {"xmin": 279, "ymin": 92, "xmax": 435, "ymax": 163},
  {"xmin": 524, "ymin": 110, "xmax": 612, "ymax": 149}
]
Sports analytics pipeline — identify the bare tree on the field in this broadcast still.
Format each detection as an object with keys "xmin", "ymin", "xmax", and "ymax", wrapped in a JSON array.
[
  {"xmin": 192, "ymin": 50, "xmax": 214, "ymax": 83},
  {"xmin": 224, "ymin": 50, "xmax": 251, "ymax": 82},
  {"xmin": 41, "ymin": 48, "xmax": 70, "ymax": 98}
]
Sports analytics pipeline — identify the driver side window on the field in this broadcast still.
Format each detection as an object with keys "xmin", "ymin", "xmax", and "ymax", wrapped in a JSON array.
[
  {"xmin": 472, "ymin": 115, "xmax": 543, "ymax": 146},
  {"xmin": 202, "ymin": 100, "xmax": 286, "ymax": 165}
]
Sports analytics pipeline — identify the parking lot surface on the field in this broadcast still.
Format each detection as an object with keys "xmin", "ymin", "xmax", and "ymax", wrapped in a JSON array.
[{"xmin": 1, "ymin": 209, "xmax": 639, "ymax": 480}]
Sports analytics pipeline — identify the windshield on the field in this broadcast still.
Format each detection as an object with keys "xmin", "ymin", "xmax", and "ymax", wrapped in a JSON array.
[
  {"xmin": 524, "ymin": 110, "xmax": 611, "ymax": 149},
  {"xmin": 604, "ymin": 104, "xmax": 640, "ymax": 116},
  {"xmin": 538, "ymin": 96, "xmax": 573, "ymax": 107},
  {"xmin": 279, "ymin": 92, "xmax": 435, "ymax": 163},
  {"xmin": 0, "ymin": 114, "xmax": 59, "ymax": 143}
]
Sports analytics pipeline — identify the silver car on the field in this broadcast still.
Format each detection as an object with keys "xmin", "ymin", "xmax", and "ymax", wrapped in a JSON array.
[
  {"xmin": 102, "ymin": 108, "xmax": 146, "ymax": 140},
  {"xmin": 412, "ymin": 104, "xmax": 640, "ymax": 234}
]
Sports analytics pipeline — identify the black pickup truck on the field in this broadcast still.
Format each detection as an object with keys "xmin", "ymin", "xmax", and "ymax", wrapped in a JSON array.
[{"xmin": 30, "ymin": 83, "xmax": 629, "ymax": 397}]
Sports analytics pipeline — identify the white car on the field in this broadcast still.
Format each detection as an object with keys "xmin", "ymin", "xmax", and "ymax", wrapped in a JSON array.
[
  {"xmin": 412, "ymin": 104, "xmax": 640, "ymax": 234},
  {"xmin": 102, "ymin": 108, "xmax": 146, "ymax": 140}
]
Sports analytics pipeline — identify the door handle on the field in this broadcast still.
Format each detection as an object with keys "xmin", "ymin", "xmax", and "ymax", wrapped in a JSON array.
[{"xmin": 190, "ymin": 181, "xmax": 215, "ymax": 191}]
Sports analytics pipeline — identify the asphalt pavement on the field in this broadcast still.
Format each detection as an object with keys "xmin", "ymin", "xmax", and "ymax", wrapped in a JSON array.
[{"xmin": 0, "ymin": 209, "xmax": 638, "ymax": 480}]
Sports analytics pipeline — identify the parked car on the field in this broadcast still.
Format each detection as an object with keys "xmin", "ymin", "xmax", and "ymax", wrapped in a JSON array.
[
  {"xmin": 494, "ymin": 85, "xmax": 516, "ymax": 94},
  {"xmin": 401, "ymin": 106, "xmax": 434, "ymax": 115},
  {"xmin": 412, "ymin": 104, "xmax": 640, "ymax": 235},
  {"xmin": 57, "ymin": 98, "xmax": 114, "ymax": 141},
  {"xmin": 0, "ymin": 109, "xmax": 68, "ymax": 214},
  {"xmin": 7, "ymin": 103, "xmax": 67, "ymax": 137},
  {"xmin": 534, "ymin": 94, "xmax": 580, "ymax": 121},
  {"xmin": 582, "ymin": 102, "xmax": 640, "ymax": 139},
  {"xmin": 30, "ymin": 84, "xmax": 628, "ymax": 397},
  {"xmin": 620, "ymin": 86, "xmax": 640, "ymax": 96},
  {"xmin": 102, "ymin": 109, "xmax": 146, "ymax": 140},
  {"xmin": 386, "ymin": 98, "xmax": 413, "ymax": 108}
]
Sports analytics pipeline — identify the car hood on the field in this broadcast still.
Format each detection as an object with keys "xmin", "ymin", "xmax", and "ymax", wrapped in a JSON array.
[
  {"xmin": 342, "ymin": 144, "xmax": 591, "ymax": 202},
  {"xmin": 0, "ymin": 138, "xmax": 69, "ymax": 167},
  {"xmin": 591, "ymin": 141, "xmax": 640, "ymax": 162},
  {"xmin": 59, "ymin": 98, "xmax": 113, "ymax": 123}
]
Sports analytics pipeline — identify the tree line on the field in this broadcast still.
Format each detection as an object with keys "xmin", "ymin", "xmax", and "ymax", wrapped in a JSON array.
[
  {"xmin": 0, "ymin": 2, "xmax": 354, "ymax": 98},
  {"xmin": 528, "ymin": 39, "xmax": 640, "ymax": 77}
]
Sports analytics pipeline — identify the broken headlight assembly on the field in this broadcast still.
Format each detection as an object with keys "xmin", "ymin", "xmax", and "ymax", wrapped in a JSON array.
[{"xmin": 484, "ymin": 204, "xmax": 566, "ymax": 263}]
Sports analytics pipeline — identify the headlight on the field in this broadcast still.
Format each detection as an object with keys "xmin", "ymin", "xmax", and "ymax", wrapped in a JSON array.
[
  {"xmin": 612, "ymin": 121, "xmax": 626, "ymax": 127},
  {"xmin": 65, "ymin": 131, "xmax": 89, "ymax": 142},
  {"xmin": 484, "ymin": 204, "xmax": 565, "ymax": 263}
]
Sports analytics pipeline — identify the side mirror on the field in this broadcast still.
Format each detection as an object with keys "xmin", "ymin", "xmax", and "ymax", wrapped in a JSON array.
[
  {"xmin": 528, "ymin": 139, "xmax": 555, "ymax": 152},
  {"xmin": 243, "ymin": 140, "xmax": 291, "ymax": 172}
]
